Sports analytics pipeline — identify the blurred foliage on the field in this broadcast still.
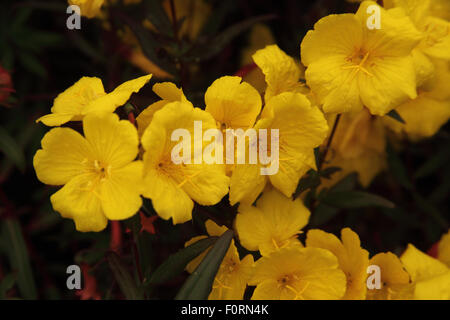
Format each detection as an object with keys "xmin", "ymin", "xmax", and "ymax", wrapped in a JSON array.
[{"xmin": 0, "ymin": 0, "xmax": 448, "ymax": 299}]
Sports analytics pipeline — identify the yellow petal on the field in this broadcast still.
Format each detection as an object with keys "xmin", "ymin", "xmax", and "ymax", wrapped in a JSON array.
[
  {"xmin": 100, "ymin": 161, "xmax": 143, "ymax": 220},
  {"xmin": 82, "ymin": 74, "xmax": 152, "ymax": 114},
  {"xmin": 83, "ymin": 113, "xmax": 139, "ymax": 168},
  {"xmin": 33, "ymin": 127, "xmax": 93, "ymax": 185},
  {"xmin": 253, "ymin": 45, "xmax": 303, "ymax": 102},
  {"xmin": 236, "ymin": 188, "xmax": 309, "ymax": 256},
  {"xmin": 229, "ymin": 163, "xmax": 267, "ymax": 205},
  {"xmin": 401, "ymin": 244, "xmax": 449, "ymax": 282},
  {"xmin": 50, "ymin": 174, "xmax": 108, "ymax": 232},
  {"xmin": 37, "ymin": 77, "xmax": 105, "ymax": 126},
  {"xmin": 438, "ymin": 230, "xmax": 450, "ymax": 267},
  {"xmin": 205, "ymin": 76, "xmax": 262, "ymax": 129}
]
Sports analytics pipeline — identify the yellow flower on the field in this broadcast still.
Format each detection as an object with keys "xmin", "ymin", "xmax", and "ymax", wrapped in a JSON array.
[
  {"xmin": 387, "ymin": 0, "xmax": 450, "ymax": 60},
  {"xmin": 382, "ymin": 59, "xmax": 450, "ymax": 140},
  {"xmin": 136, "ymin": 82, "xmax": 190, "ymax": 136},
  {"xmin": 240, "ymin": 24, "xmax": 275, "ymax": 94},
  {"xmin": 33, "ymin": 113, "xmax": 143, "ymax": 232},
  {"xmin": 249, "ymin": 247, "xmax": 347, "ymax": 300},
  {"xmin": 252, "ymin": 45, "xmax": 306, "ymax": 103},
  {"xmin": 306, "ymin": 228, "xmax": 369, "ymax": 300},
  {"xmin": 235, "ymin": 188, "xmax": 309, "ymax": 256},
  {"xmin": 322, "ymin": 109, "xmax": 387, "ymax": 187},
  {"xmin": 401, "ymin": 244, "xmax": 450, "ymax": 299},
  {"xmin": 301, "ymin": 1, "xmax": 422, "ymax": 115},
  {"xmin": 366, "ymin": 252, "xmax": 413, "ymax": 300},
  {"xmin": 141, "ymin": 101, "xmax": 229, "ymax": 224},
  {"xmin": 184, "ymin": 220, "xmax": 254, "ymax": 300},
  {"xmin": 37, "ymin": 75, "xmax": 151, "ymax": 127},
  {"xmin": 205, "ymin": 76, "xmax": 262, "ymax": 131},
  {"xmin": 438, "ymin": 230, "xmax": 450, "ymax": 268},
  {"xmin": 209, "ymin": 240, "xmax": 254, "ymax": 300},
  {"xmin": 68, "ymin": 0, "xmax": 104, "ymax": 19},
  {"xmin": 229, "ymin": 92, "xmax": 328, "ymax": 205}
]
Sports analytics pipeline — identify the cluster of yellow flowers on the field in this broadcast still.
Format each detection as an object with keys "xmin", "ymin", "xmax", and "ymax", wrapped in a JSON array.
[
  {"xmin": 34, "ymin": 0, "xmax": 450, "ymax": 299},
  {"xmin": 184, "ymin": 193, "xmax": 450, "ymax": 300}
]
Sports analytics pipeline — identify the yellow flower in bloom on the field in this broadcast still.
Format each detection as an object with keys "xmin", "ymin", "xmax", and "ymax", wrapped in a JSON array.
[
  {"xmin": 185, "ymin": 220, "xmax": 228, "ymax": 273},
  {"xmin": 382, "ymin": 59, "xmax": 450, "ymax": 140},
  {"xmin": 205, "ymin": 76, "xmax": 262, "ymax": 131},
  {"xmin": 209, "ymin": 240, "xmax": 254, "ymax": 300},
  {"xmin": 184, "ymin": 220, "xmax": 254, "ymax": 300},
  {"xmin": 235, "ymin": 188, "xmax": 309, "ymax": 256},
  {"xmin": 252, "ymin": 45, "xmax": 306, "ymax": 103},
  {"xmin": 366, "ymin": 252, "xmax": 413, "ymax": 300},
  {"xmin": 204, "ymin": 76, "xmax": 262, "ymax": 172},
  {"xmin": 249, "ymin": 247, "xmax": 347, "ymax": 300},
  {"xmin": 306, "ymin": 228, "xmax": 369, "ymax": 300},
  {"xmin": 68, "ymin": 0, "xmax": 104, "ymax": 18},
  {"xmin": 240, "ymin": 24, "xmax": 275, "ymax": 94},
  {"xmin": 401, "ymin": 244, "xmax": 450, "ymax": 300},
  {"xmin": 438, "ymin": 230, "xmax": 450, "ymax": 267},
  {"xmin": 33, "ymin": 113, "xmax": 143, "ymax": 232},
  {"xmin": 141, "ymin": 101, "xmax": 229, "ymax": 224},
  {"xmin": 136, "ymin": 82, "xmax": 191, "ymax": 136},
  {"xmin": 387, "ymin": 0, "xmax": 450, "ymax": 60},
  {"xmin": 301, "ymin": 1, "xmax": 422, "ymax": 115},
  {"xmin": 323, "ymin": 109, "xmax": 387, "ymax": 187},
  {"xmin": 37, "ymin": 75, "xmax": 151, "ymax": 127},
  {"xmin": 229, "ymin": 92, "xmax": 328, "ymax": 205}
]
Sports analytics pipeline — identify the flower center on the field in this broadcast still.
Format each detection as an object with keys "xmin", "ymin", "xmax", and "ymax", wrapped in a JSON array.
[{"xmin": 343, "ymin": 49, "xmax": 374, "ymax": 77}]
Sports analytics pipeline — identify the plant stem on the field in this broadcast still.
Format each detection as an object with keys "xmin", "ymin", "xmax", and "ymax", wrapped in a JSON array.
[{"xmin": 318, "ymin": 114, "xmax": 341, "ymax": 171}]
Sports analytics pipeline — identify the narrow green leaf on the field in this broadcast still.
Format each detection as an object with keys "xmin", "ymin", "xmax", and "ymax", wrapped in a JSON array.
[
  {"xmin": 145, "ymin": 0, "xmax": 174, "ymax": 37},
  {"xmin": 107, "ymin": 252, "xmax": 144, "ymax": 300},
  {"xmin": 319, "ymin": 166, "xmax": 342, "ymax": 179},
  {"xmin": 330, "ymin": 173, "xmax": 358, "ymax": 192},
  {"xmin": 184, "ymin": 14, "xmax": 277, "ymax": 62},
  {"xmin": 293, "ymin": 170, "xmax": 320, "ymax": 199},
  {"xmin": 148, "ymin": 236, "xmax": 217, "ymax": 285},
  {"xmin": 0, "ymin": 126, "xmax": 25, "ymax": 172},
  {"xmin": 0, "ymin": 273, "xmax": 16, "ymax": 299},
  {"xmin": 321, "ymin": 191, "xmax": 395, "ymax": 209},
  {"xmin": 2, "ymin": 219, "xmax": 37, "ymax": 299},
  {"xmin": 175, "ymin": 230, "xmax": 233, "ymax": 300},
  {"xmin": 414, "ymin": 147, "xmax": 450, "ymax": 179},
  {"xmin": 386, "ymin": 109, "xmax": 406, "ymax": 124},
  {"xmin": 412, "ymin": 192, "xmax": 448, "ymax": 230},
  {"xmin": 17, "ymin": 51, "xmax": 46, "ymax": 78},
  {"xmin": 387, "ymin": 142, "xmax": 413, "ymax": 190}
]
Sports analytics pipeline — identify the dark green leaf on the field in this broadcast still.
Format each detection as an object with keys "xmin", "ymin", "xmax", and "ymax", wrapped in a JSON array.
[
  {"xmin": 184, "ymin": 14, "xmax": 277, "ymax": 62},
  {"xmin": 293, "ymin": 170, "xmax": 320, "ymax": 199},
  {"xmin": 145, "ymin": 0, "xmax": 174, "ymax": 38},
  {"xmin": 17, "ymin": 51, "xmax": 46, "ymax": 78},
  {"xmin": 414, "ymin": 147, "xmax": 450, "ymax": 179},
  {"xmin": 321, "ymin": 191, "xmax": 395, "ymax": 209},
  {"xmin": 107, "ymin": 252, "xmax": 144, "ymax": 300},
  {"xmin": 1, "ymin": 219, "xmax": 37, "ymax": 299},
  {"xmin": 0, "ymin": 273, "xmax": 16, "ymax": 299},
  {"xmin": 148, "ymin": 236, "xmax": 217, "ymax": 285},
  {"xmin": 319, "ymin": 166, "xmax": 341, "ymax": 179},
  {"xmin": 0, "ymin": 126, "xmax": 26, "ymax": 172},
  {"xmin": 386, "ymin": 109, "xmax": 406, "ymax": 124},
  {"xmin": 310, "ymin": 203, "xmax": 339, "ymax": 227},
  {"xmin": 330, "ymin": 173, "xmax": 358, "ymax": 192},
  {"xmin": 387, "ymin": 142, "xmax": 413, "ymax": 190},
  {"xmin": 412, "ymin": 192, "xmax": 448, "ymax": 230},
  {"xmin": 175, "ymin": 230, "xmax": 233, "ymax": 300}
]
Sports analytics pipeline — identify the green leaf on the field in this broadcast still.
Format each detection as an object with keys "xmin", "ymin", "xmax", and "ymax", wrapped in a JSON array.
[
  {"xmin": 113, "ymin": 10, "xmax": 176, "ymax": 76},
  {"xmin": 319, "ymin": 166, "xmax": 341, "ymax": 179},
  {"xmin": 107, "ymin": 252, "xmax": 144, "ymax": 300},
  {"xmin": 0, "ymin": 273, "xmax": 16, "ymax": 299},
  {"xmin": 1, "ymin": 219, "xmax": 37, "ymax": 299},
  {"xmin": 386, "ymin": 109, "xmax": 406, "ymax": 124},
  {"xmin": 175, "ymin": 229, "xmax": 233, "ymax": 300},
  {"xmin": 412, "ymin": 192, "xmax": 448, "ymax": 230},
  {"xmin": 320, "ymin": 191, "xmax": 395, "ymax": 209},
  {"xmin": 0, "ymin": 126, "xmax": 26, "ymax": 172},
  {"xmin": 293, "ymin": 170, "xmax": 320, "ymax": 199},
  {"xmin": 310, "ymin": 203, "xmax": 339, "ymax": 227},
  {"xmin": 330, "ymin": 173, "xmax": 358, "ymax": 192},
  {"xmin": 184, "ymin": 14, "xmax": 277, "ymax": 62},
  {"xmin": 387, "ymin": 142, "xmax": 413, "ymax": 190},
  {"xmin": 145, "ymin": 0, "xmax": 174, "ymax": 38},
  {"xmin": 414, "ymin": 146, "xmax": 450, "ymax": 179},
  {"xmin": 148, "ymin": 236, "xmax": 217, "ymax": 285},
  {"xmin": 17, "ymin": 51, "xmax": 46, "ymax": 78},
  {"xmin": 198, "ymin": 0, "xmax": 236, "ymax": 37}
]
